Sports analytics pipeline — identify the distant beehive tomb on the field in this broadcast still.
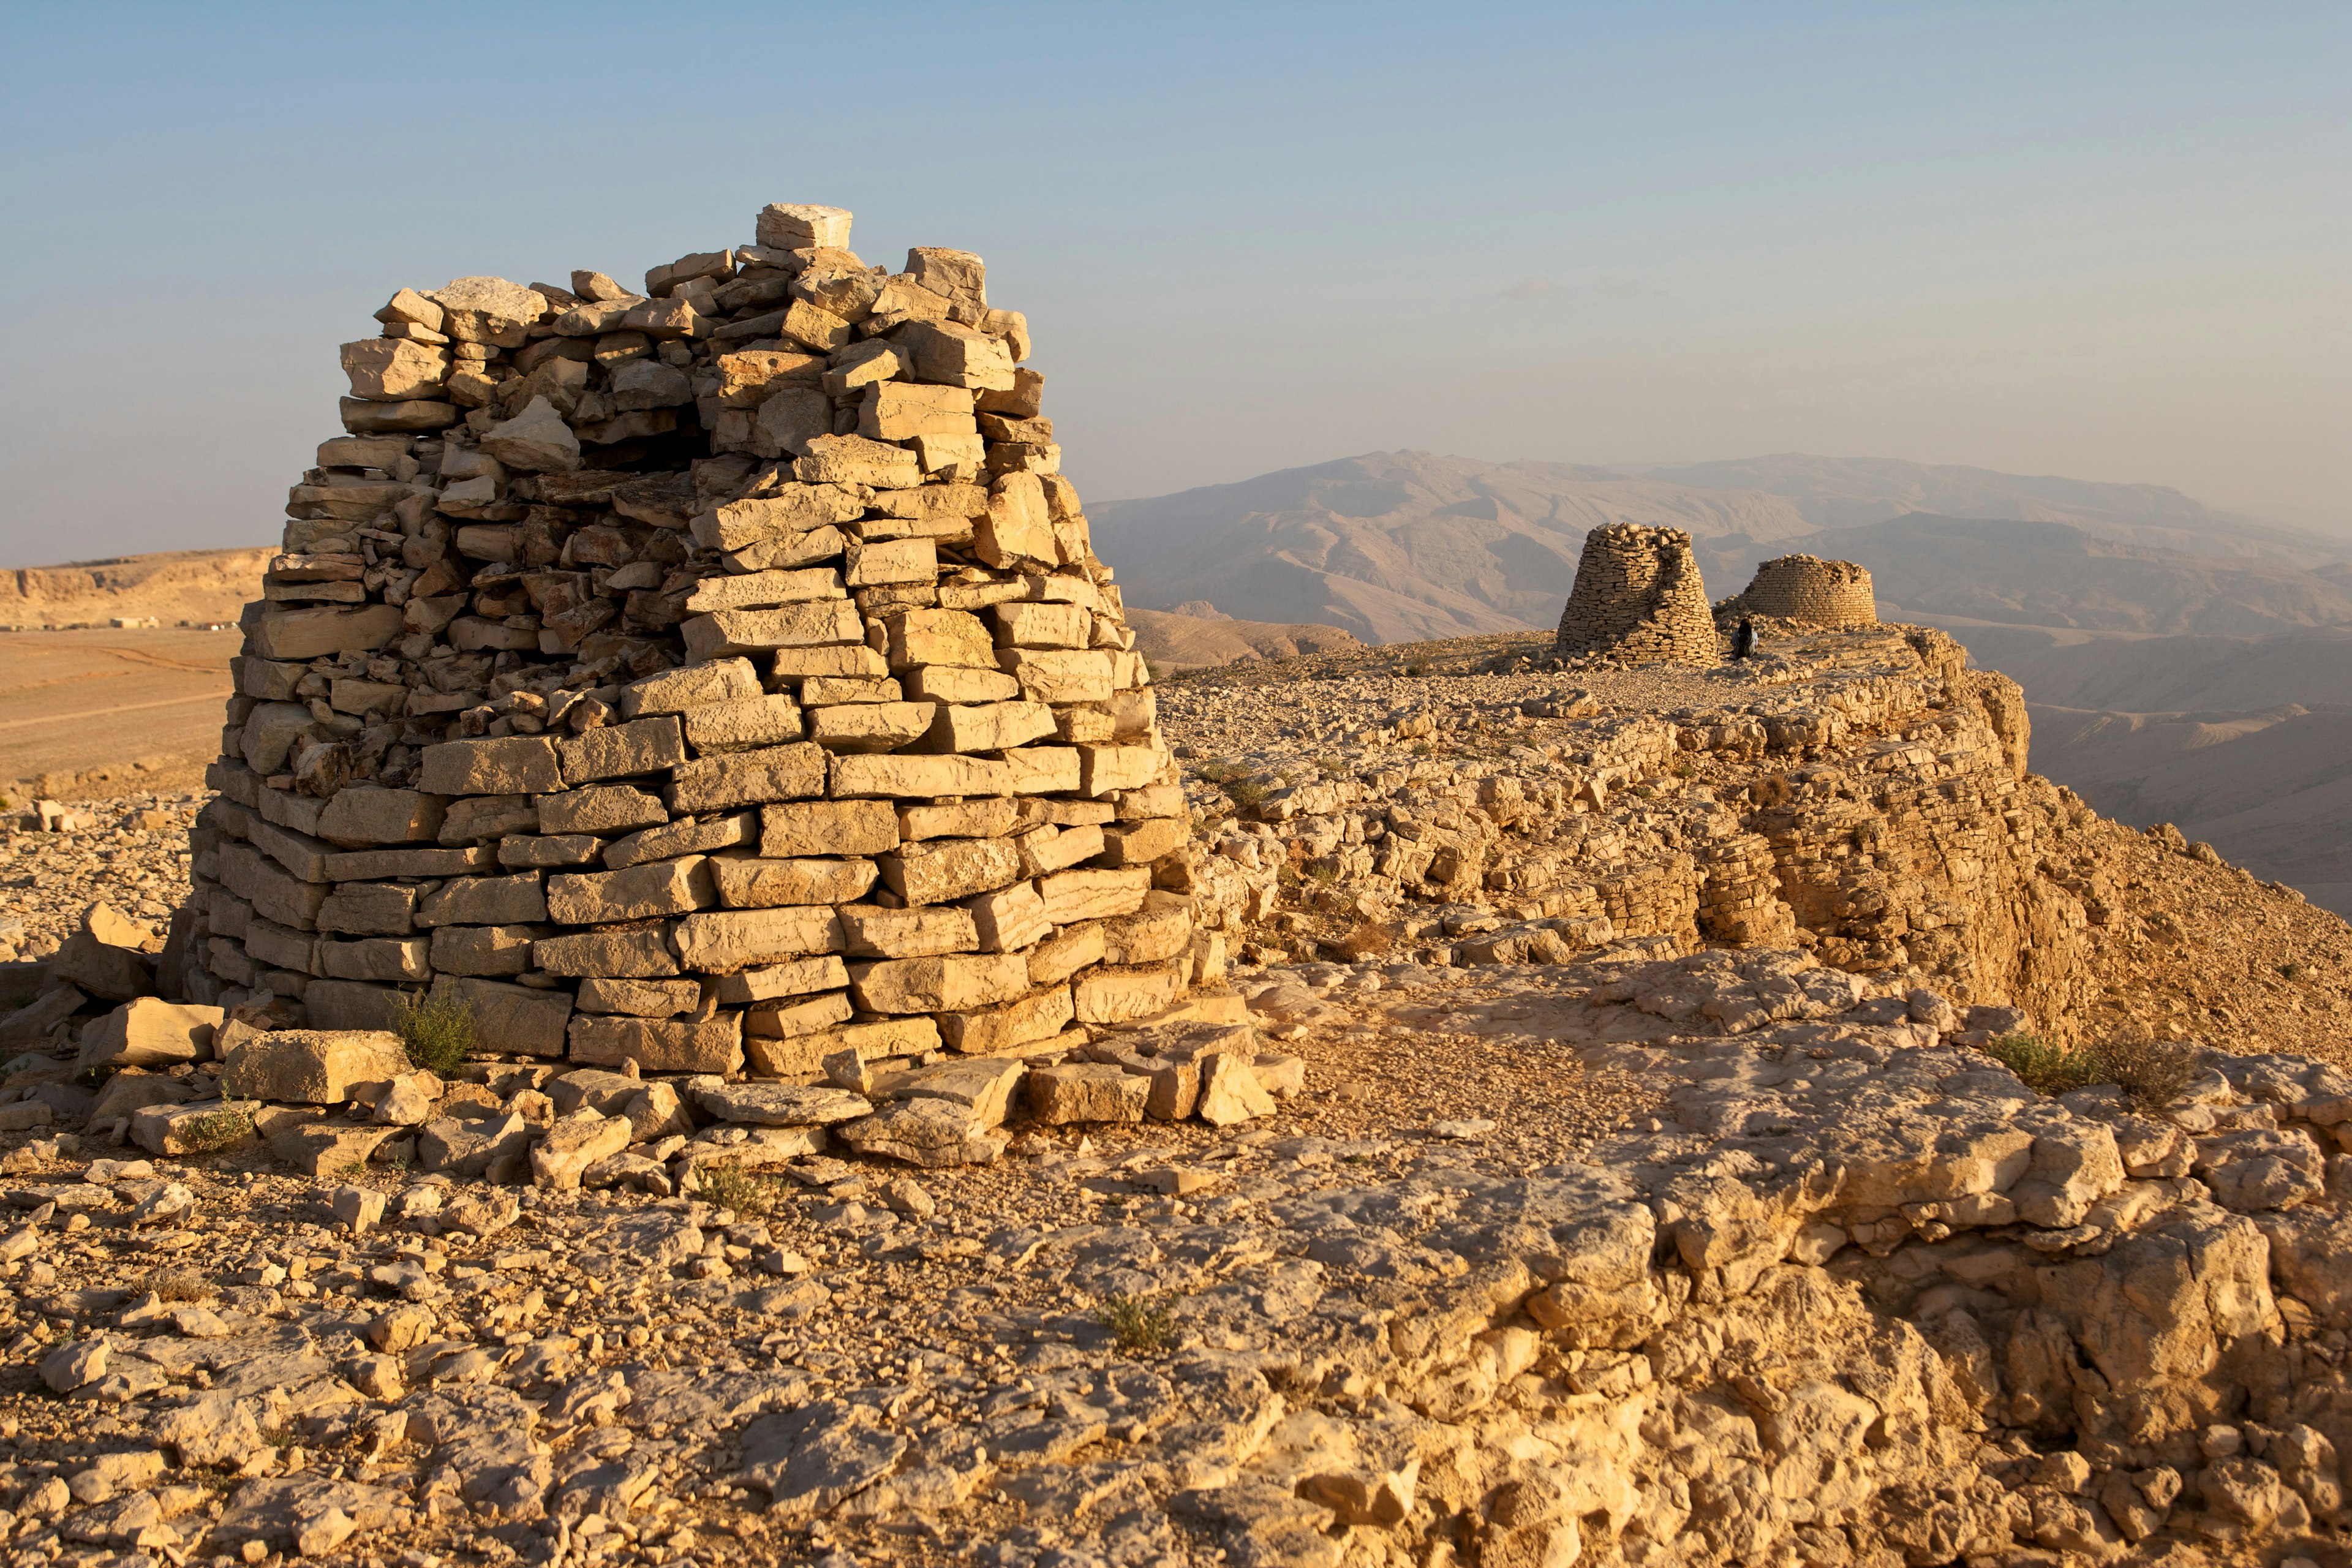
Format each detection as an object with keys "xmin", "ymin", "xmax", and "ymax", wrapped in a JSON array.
[
  {"xmin": 1552, "ymin": 524, "xmax": 1719, "ymax": 665},
  {"xmin": 1719, "ymin": 554, "xmax": 1876, "ymax": 627}
]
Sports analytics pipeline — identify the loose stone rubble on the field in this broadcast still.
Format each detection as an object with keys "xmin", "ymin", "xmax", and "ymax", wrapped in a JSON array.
[{"xmin": 0, "ymin": 796, "xmax": 199, "ymax": 963}]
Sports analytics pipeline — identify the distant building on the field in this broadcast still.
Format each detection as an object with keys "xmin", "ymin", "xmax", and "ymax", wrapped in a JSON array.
[
  {"xmin": 1553, "ymin": 524, "xmax": 1719, "ymax": 665},
  {"xmin": 1715, "ymin": 555, "xmax": 1877, "ymax": 628}
]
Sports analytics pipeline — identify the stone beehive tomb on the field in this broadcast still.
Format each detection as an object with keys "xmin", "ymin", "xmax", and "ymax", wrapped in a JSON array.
[
  {"xmin": 1717, "ymin": 552, "xmax": 1876, "ymax": 627},
  {"xmin": 1551, "ymin": 522, "xmax": 1718, "ymax": 664},
  {"xmin": 168, "ymin": 201, "xmax": 1257, "ymax": 1164}
]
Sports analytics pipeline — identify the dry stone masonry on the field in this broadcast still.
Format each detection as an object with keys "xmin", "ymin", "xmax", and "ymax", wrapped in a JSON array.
[
  {"xmin": 1552, "ymin": 524, "xmax": 1720, "ymax": 665},
  {"xmin": 167, "ymin": 201, "xmax": 1251, "ymax": 1164},
  {"xmin": 1717, "ymin": 552, "xmax": 1877, "ymax": 628}
]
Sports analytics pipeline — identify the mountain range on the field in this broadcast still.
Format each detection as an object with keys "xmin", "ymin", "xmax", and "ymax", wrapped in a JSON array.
[{"xmin": 1090, "ymin": 451, "xmax": 2349, "ymax": 644}]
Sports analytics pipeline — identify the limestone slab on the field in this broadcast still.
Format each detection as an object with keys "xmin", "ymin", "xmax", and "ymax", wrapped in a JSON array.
[{"xmin": 568, "ymin": 1014, "xmax": 744, "ymax": 1074}]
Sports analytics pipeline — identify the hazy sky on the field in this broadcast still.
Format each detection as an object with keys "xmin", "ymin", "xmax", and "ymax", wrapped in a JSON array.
[{"xmin": 1, "ymin": 2, "xmax": 2343, "ymax": 564}]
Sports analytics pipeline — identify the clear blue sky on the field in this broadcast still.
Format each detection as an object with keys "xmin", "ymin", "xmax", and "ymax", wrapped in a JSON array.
[{"xmin": 1, "ymin": 1, "xmax": 2343, "ymax": 562}]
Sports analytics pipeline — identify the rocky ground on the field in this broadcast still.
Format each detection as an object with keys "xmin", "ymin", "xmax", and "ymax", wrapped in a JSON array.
[
  {"xmin": 2, "ymin": 625, "xmax": 2351, "ymax": 1567},
  {"xmin": 0, "ymin": 796, "xmax": 204, "ymax": 964},
  {"xmin": 1160, "ymin": 626, "xmax": 2352, "ymax": 1065}
]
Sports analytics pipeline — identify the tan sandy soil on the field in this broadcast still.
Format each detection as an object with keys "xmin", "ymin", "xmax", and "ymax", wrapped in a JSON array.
[{"xmin": 0, "ymin": 628, "xmax": 238, "ymax": 799}]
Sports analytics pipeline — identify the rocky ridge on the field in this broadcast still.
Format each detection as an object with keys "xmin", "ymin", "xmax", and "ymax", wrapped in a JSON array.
[
  {"xmin": 0, "ymin": 269, "xmax": 2349, "ymax": 1566},
  {"xmin": 0, "ymin": 552, "xmax": 272, "ymax": 633},
  {"xmin": 1162, "ymin": 624, "xmax": 2352, "ymax": 1061},
  {"xmin": 0, "ymin": 629, "xmax": 2345, "ymax": 1564}
]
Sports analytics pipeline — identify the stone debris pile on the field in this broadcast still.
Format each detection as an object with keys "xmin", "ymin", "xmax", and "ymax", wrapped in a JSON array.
[
  {"xmin": 8, "ymin": 998, "xmax": 1304, "ymax": 1190},
  {"xmin": 1716, "ymin": 552, "xmax": 1877, "ymax": 628},
  {"xmin": 1551, "ymin": 523, "xmax": 1719, "ymax": 665}
]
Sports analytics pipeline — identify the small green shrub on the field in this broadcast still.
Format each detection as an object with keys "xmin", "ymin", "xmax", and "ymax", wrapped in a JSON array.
[
  {"xmin": 1980, "ymin": 1034, "xmax": 2101, "ymax": 1095},
  {"xmin": 1978, "ymin": 1033, "xmax": 2203, "ymax": 1107},
  {"xmin": 1095, "ymin": 1293, "xmax": 1175, "ymax": 1355},
  {"xmin": 698, "ymin": 1162, "xmax": 783, "ymax": 1218},
  {"xmin": 392, "ymin": 990, "xmax": 474, "ymax": 1076},
  {"xmin": 1223, "ymin": 778, "xmax": 1268, "ymax": 810},
  {"xmin": 179, "ymin": 1101, "xmax": 258, "ymax": 1153}
]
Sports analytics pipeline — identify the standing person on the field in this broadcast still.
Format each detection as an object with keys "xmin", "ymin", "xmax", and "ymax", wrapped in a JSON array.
[{"xmin": 1732, "ymin": 616, "xmax": 1757, "ymax": 661}]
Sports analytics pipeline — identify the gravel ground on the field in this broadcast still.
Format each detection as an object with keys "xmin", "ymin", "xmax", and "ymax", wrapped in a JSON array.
[
  {"xmin": 0, "ymin": 947, "xmax": 1665, "ymax": 1567},
  {"xmin": 0, "ymin": 794, "xmax": 202, "ymax": 962}
]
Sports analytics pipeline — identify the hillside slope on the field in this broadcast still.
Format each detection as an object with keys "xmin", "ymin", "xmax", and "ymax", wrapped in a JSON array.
[
  {"xmin": 1830, "ymin": 514, "xmax": 2352, "ymax": 636},
  {"xmin": 0, "ymin": 547, "xmax": 271, "ymax": 627},
  {"xmin": 1957, "ymin": 624, "xmax": 2352, "ymax": 918},
  {"xmin": 1958, "ymin": 624, "xmax": 2352, "ymax": 710},
  {"xmin": 1124, "ymin": 606, "xmax": 1366, "ymax": 669},
  {"xmin": 2029, "ymin": 702, "xmax": 2352, "ymax": 918},
  {"xmin": 1630, "ymin": 451, "xmax": 2341, "ymax": 563}
]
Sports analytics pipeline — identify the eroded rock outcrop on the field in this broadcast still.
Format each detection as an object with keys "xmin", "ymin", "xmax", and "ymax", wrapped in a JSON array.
[{"xmin": 1159, "ymin": 622, "xmax": 2345, "ymax": 1054}]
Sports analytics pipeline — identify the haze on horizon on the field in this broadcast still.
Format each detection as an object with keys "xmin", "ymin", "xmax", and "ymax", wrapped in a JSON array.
[{"xmin": 0, "ymin": 1, "xmax": 2343, "ymax": 564}]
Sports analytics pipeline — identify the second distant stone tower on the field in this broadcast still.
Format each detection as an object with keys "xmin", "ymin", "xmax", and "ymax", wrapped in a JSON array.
[
  {"xmin": 1553, "ymin": 524, "xmax": 1718, "ymax": 665},
  {"xmin": 1717, "ymin": 554, "xmax": 1876, "ymax": 627}
]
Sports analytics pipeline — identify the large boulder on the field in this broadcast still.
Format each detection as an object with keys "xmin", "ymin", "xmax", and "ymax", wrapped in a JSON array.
[
  {"xmin": 48, "ymin": 905, "xmax": 156, "ymax": 1002},
  {"xmin": 219, "ymin": 1030, "xmax": 412, "ymax": 1105},
  {"xmin": 76, "ymin": 998, "xmax": 224, "ymax": 1072}
]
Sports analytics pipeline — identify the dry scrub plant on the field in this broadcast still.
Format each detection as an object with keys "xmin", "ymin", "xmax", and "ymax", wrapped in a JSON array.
[
  {"xmin": 392, "ymin": 990, "xmax": 475, "ymax": 1076},
  {"xmin": 1980, "ymin": 1033, "xmax": 2204, "ymax": 1109}
]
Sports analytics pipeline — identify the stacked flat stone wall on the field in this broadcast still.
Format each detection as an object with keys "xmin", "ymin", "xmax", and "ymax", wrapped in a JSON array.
[
  {"xmin": 178, "ymin": 201, "xmax": 1210, "ymax": 1085},
  {"xmin": 1551, "ymin": 523, "xmax": 1718, "ymax": 665},
  {"xmin": 1717, "ymin": 553, "xmax": 1876, "ymax": 627}
]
